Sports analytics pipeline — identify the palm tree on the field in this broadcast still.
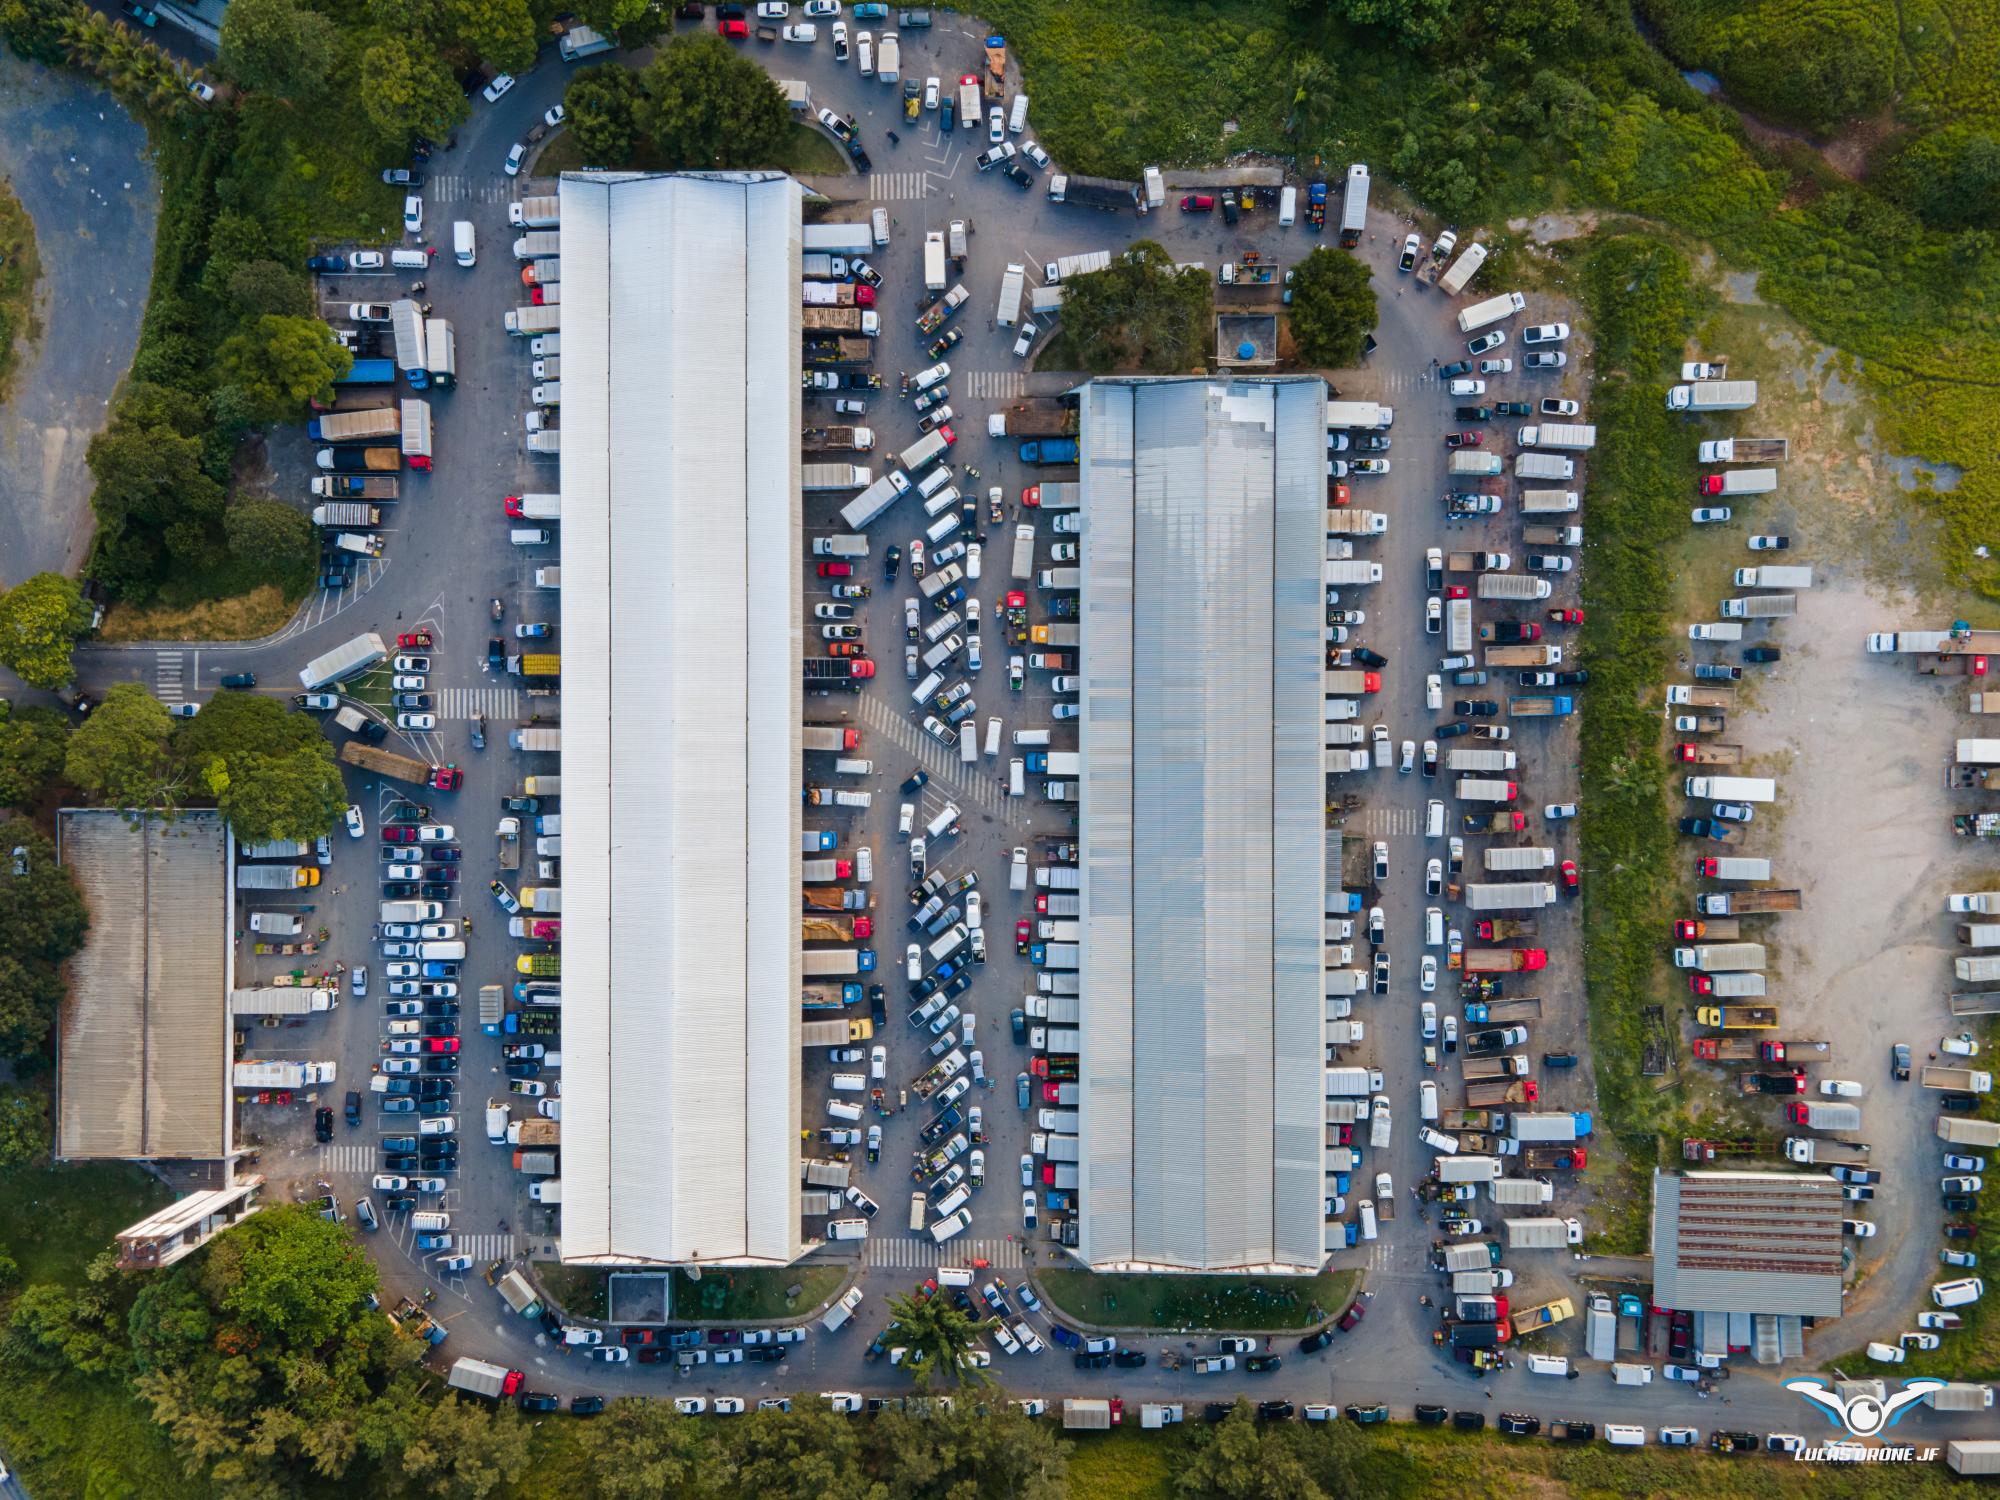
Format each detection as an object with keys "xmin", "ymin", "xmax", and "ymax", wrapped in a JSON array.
[{"xmin": 884, "ymin": 1290, "xmax": 995, "ymax": 1388}]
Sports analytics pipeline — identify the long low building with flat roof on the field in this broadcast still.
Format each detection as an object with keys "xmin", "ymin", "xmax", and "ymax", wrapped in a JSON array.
[
  {"xmin": 1075, "ymin": 376, "xmax": 1329, "ymax": 1274},
  {"xmin": 558, "ymin": 171, "xmax": 806, "ymax": 1267}
]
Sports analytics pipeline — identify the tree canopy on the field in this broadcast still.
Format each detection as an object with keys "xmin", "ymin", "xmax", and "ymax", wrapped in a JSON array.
[
  {"xmin": 216, "ymin": 0, "xmax": 337, "ymax": 104},
  {"xmin": 0, "ymin": 704, "xmax": 71, "ymax": 808},
  {"xmin": 0, "ymin": 573, "xmax": 92, "ymax": 689},
  {"xmin": 173, "ymin": 689, "xmax": 346, "ymax": 843},
  {"xmin": 1285, "ymin": 247, "xmax": 1379, "ymax": 368},
  {"xmin": 0, "ymin": 815, "xmax": 88, "ymax": 1064},
  {"xmin": 1054, "ymin": 241, "xmax": 1213, "ymax": 374},
  {"xmin": 64, "ymin": 682, "xmax": 178, "ymax": 812},
  {"xmin": 881, "ymin": 1289, "xmax": 994, "ymax": 1386},
  {"xmin": 636, "ymin": 33, "xmax": 792, "ymax": 170},
  {"xmin": 217, "ymin": 314, "xmax": 352, "ymax": 424},
  {"xmin": 565, "ymin": 64, "xmax": 647, "ymax": 166}
]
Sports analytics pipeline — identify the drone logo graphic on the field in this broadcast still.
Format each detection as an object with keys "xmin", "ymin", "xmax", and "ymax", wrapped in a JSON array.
[{"xmin": 1782, "ymin": 1378, "xmax": 1945, "ymax": 1438}]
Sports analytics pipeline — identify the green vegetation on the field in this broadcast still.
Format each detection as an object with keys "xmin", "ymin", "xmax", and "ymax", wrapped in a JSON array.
[
  {"xmin": 537, "ymin": 118, "xmax": 848, "ymax": 178},
  {"xmin": 0, "ymin": 814, "xmax": 88, "ymax": 1067},
  {"xmin": 883, "ymin": 1287, "xmax": 994, "ymax": 1386},
  {"xmin": 1045, "ymin": 242, "xmax": 1213, "ymax": 373},
  {"xmin": 667, "ymin": 1263, "xmax": 847, "ymax": 1323},
  {"xmin": 0, "ymin": 704, "xmax": 70, "ymax": 809},
  {"xmin": 0, "ymin": 173, "xmax": 40, "ymax": 399},
  {"xmin": 0, "ymin": 573, "xmax": 92, "ymax": 689},
  {"xmin": 1284, "ymin": 246, "xmax": 1379, "ymax": 368},
  {"xmin": 1034, "ymin": 1267, "xmax": 1359, "ymax": 1331}
]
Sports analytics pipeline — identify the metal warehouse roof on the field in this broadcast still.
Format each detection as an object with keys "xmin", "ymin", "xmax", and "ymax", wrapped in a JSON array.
[
  {"xmin": 1075, "ymin": 377, "xmax": 1328, "ymax": 1274},
  {"xmin": 1651, "ymin": 1169, "xmax": 1846, "ymax": 1318},
  {"xmin": 56, "ymin": 810, "xmax": 231, "ymax": 1161},
  {"xmin": 557, "ymin": 172, "xmax": 804, "ymax": 1267}
]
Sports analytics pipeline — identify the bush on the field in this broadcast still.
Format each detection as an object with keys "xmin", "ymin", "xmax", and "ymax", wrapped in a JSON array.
[
  {"xmin": 1286, "ymin": 247, "xmax": 1378, "ymax": 368},
  {"xmin": 1051, "ymin": 241, "xmax": 1212, "ymax": 373}
]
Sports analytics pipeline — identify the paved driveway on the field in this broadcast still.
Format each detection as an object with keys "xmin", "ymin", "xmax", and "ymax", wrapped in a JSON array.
[{"xmin": 0, "ymin": 53, "xmax": 156, "ymax": 586}]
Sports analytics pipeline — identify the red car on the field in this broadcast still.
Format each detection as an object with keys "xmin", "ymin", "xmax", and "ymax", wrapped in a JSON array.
[
  {"xmin": 429, "ymin": 766, "xmax": 464, "ymax": 791},
  {"xmin": 1444, "ymin": 432, "xmax": 1483, "ymax": 448},
  {"xmin": 1445, "ymin": 585, "xmax": 1469, "ymax": 600},
  {"xmin": 1560, "ymin": 859, "xmax": 1579, "ymax": 891},
  {"xmin": 847, "ymin": 660, "xmax": 876, "ymax": 678},
  {"xmin": 827, "ymin": 641, "xmax": 866, "ymax": 658},
  {"xmin": 1180, "ymin": 194, "xmax": 1214, "ymax": 212},
  {"xmin": 424, "ymin": 1037, "xmax": 460, "ymax": 1054},
  {"xmin": 397, "ymin": 631, "xmax": 433, "ymax": 649},
  {"xmin": 1547, "ymin": 607, "xmax": 1584, "ymax": 624},
  {"xmin": 718, "ymin": 17, "xmax": 746, "ymax": 37},
  {"xmin": 383, "ymin": 825, "xmax": 420, "ymax": 843},
  {"xmin": 1337, "ymin": 1301, "xmax": 1367, "ymax": 1332},
  {"xmin": 816, "ymin": 562, "xmax": 853, "ymax": 578}
]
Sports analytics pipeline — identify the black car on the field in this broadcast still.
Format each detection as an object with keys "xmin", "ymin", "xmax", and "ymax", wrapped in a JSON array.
[
  {"xmin": 423, "ymin": 1056, "xmax": 459, "ymax": 1074},
  {"xmin": 1543, "ymin": 1051, "xmax": 1578, "ymax": 1068},
  {"xmin": 1551, "ymin": 670, "xmax": 1590, "ymax": 686},
  {"xmin": 1440, "ymin": 360, "xmax": 1473, "ymax": 379},
  {"xmin": 1678, "ymin": 817, "xmax": 1732, "ymax": 841},
  {"xmin": 1345, "ymin": 1404, "xmax": 1388, "ymax": 1424},
  {"xmin": 743, "ymin": 1346, "xmax": 787, "ymax": 1363},
  {"xmin": 415, "ymin": 1078, "xmax": 453, "ymax": 1099},
  {"xmin": 506, "ymin": 1061, "xmax": 543, "ymax": 1079},
  {"xmin": 1943, "ymin": 1093, "xmax": 1980, "ymax": 1113},
  {"xmin": 383, "ymin": 1154, "xmax": 417, "ymax": 1171},
  {"xmin": 1352, "ymin": 647, "xmax": 1387, "ymax": 668},
  {"xmin": 1003, "ymin": 162, "xmax": 1034, "ymax": 190},
  {"xmin": 313, "ymin": 1107, "xmax": 335, "ymax": 1143},
  {"xmin": 1453, "ymin": 699, "xmax": 1499, "ymax": 717},
  {"xmin": 220, "ymin": 672, "xmax": 256, "ymax": 689},
  {"xmin": 1113, "ymin": 1349, "xmax": 1147, "ymax": 1368},
  {"xmin": 519, "ymin": 1393, "xmax": 560, "ymax": 1413},
  {"xmin": 1453, "ymin": 1411, "xmax": 1486, "ymax": 1431},
  {"xmin": 1245, "ymin": 1354, "xmax": 1281, "ymax": 1373},
  {"xmin": 1496, "ymin": 401, "xmax": 1532, "ymax": 416},
  {"xmin": 1297, "ymin": 1328, "xmax": 1333, "ymax": 1354},
  {"xmin": 1498, "ymin": 1413, "xmax": 1540, "ymax": 1436},
  {"xmin": 1256, "ymin": 1401, "xmax": 1294, "ymax": 1421},
  {"xmin": 1743, "ymin": 646, "xmax": 1781, "ymax": 663},
  {"xmin": 570, "ymin": 1396, "xmax": 605, "ymax": 1415},
  {"xmin": 488, "ymin": 637, "xmax": 506, "ymax": 670},
  {"xmin": 1944, "ymin": 1204, "xmax": 1978, "ymax": 1221},
  {"xmin": 1073, "ymin": 1350, "xmax": 1112, "ymax": 1369},
  {"xmin": 635, "ymin": 1346, "xmax": 670, "ymax": 1364},
  {"xmin": 1436, "ymin": 721, "xmax": 1472, "ymax": 739},
  {"xmin": 1555, "ymin": 1421, "xmax": 1595, "ymax": 1442},
  {"xmin": 1454, "ymin": 405, "xmax": 1492, "ymax": 422},
  {"xmin": 307, "ymin": 253, "xmax": 348, "ymax": 273},
  {"xmin": 848, "ymin": 142, "xmax": 872, "ymax": 173},
  {"xmin": 1204, "ymin": 1402, "xmax": 1234, "ymax": 1424},
  {"xmin": 320, "ymin": 569, "xmax": 351, "ymax": 590},
  {"xmin": 1711, "ymin": 1432, "xmax": 1760, "ymax": 1454},
  {"xmin": 899, "ymin": 8, "xmax": 932, "ymax": 26},
  {"xmin": 1414, "ymin": 1404, "xmax": 1448, "ymax": 1426},
  {"xmin": 344, "ymin": 1091, "xmax": 362, "ymax": 1127},
  {"xmin": 383, "ymin": 1194, "xmax": 417, "ymax": 1212},
  {"xmin": 1893, "ymin": 1042, "xmax": 1912, "ymax": 1080}
]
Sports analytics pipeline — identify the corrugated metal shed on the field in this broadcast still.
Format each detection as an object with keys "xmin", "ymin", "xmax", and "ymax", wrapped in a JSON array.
[
  {"xmin": 56, "ymin": 811, "xmax": 231, "ymax": 1161},
  {"xmin": 1076, "ymin": 377, "xmax": 1326, "ymax": 1274},
  {"xmin": 1650, "ymin": 1169, "xmax": 1845, "ymax": 1317},
  {"xmin": 558, "ymin": 172, "xmax": 804, "ymax": 1267}
]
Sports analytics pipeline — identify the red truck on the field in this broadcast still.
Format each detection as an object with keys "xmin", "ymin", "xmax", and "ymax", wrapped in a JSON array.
[{"xmin": 1461, "ymin": 948, "xmax": 1549, "ymax": 974}]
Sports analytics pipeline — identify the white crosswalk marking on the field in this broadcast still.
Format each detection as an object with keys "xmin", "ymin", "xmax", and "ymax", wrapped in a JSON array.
[
  {"xmin": 452, "ymin": 1231, "xmax": 520, "ymax": 1262},
  {"xmin": 855, "ymin": 693, "xmax": 1014, "ymax": 821},
  {"xmin": 323, "ymin": 1143, "xmax": 376, "ymax": 1174},
  {"xmin": 437, "ymin": 686, "xmax": 522, "ymax": 721},
  {"xmin": 963, "ymin": 371, "xmax": 1026, "ymax": 400},
  {"xmin": 155, "ymin": 651, "xmax": 185, "ymax": 703},
  {"xmin": 1360, "ymin": 805, "xmax": 1422, "ymax": 837},
  {"xmin": 862, "ymin": 1234, "xmax": 1023, "ymax": 1269},
  {"xmin": 427, "ymin": 174, "xmax": 470, "ymax": 203},
  {"xmin": 870, "ymin": 171, "xmax": 931, "ymax": 202}
]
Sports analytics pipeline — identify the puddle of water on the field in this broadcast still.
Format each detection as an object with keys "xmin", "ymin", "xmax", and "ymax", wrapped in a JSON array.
[
  {"xmin": 1682, "ymin": 69, "xmax": 1723, "ymax": 96},
  {"xmin": 1884, "ymin": 454, "xmax": 1964, "ymax": 493},
  {"xmin": 1721, "ymin": 270, "xmax": 1762, "ymax": 305}
]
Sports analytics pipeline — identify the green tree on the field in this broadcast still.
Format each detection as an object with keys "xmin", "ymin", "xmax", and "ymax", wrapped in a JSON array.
[
  {"xmin": 224, "ymin": 495, "xmax": 317, "ymax": 578},
  {"xmin": 443, "ymin": 0, "xmax": 539, "ymax": 76},
  {"xmin": 576, "ymin": 1399, "xmax": 716, "ymax": 1500},
  {"xmin": 1055, "ymin": 241, "xmax": 1212, "ymax": 374},
  {"xmin": 0, "ymin": 953, "xmax": 66, "ymax": 1060},
  {"xmin": 86, "ymin": 396, "xmax": 227, "ymax": 572},
  {"xmin": 215, "ymin": 0, "xmax": 336, "ymax": 104},
  {"xmin": 0, "ymin": 572, "xmax": 92, "ymax": 689},
  {"xmin": 1886, "ymin": 128, "xmax": 2000, "ymax": 232},
  {"xmin": 870, "ymin": 1403, "xmax": 1069, "ymax": 1497},
  {"xmin": 227, "ymin": 258, "xmax": 313, "ymax": 319},
  {"xmin": 0, "ymin": 705, "xmax": 71, "ymax": 807},
  {"xmin": 216, "ymin": 315, "xmax": 352, "ymax": 424},
  {"xmin": 567, "ymin": 64, "xmax": 647, "ymax": 166},
  {"xmin": 390, "ymin": 1394, "xmax": 534, "ymax": 1499},
  {"xmin": 713, "ymin": 1403, "xmax": 871, "ymax": 1500},
  {"xmin": 359, "ymin": 34, "xmax": 469, "ymax": 147},
  {"xmin": 637, "ymin": 33, "xmax": 791, "ymax": 170},
  {"xmin": 203, "ymin": 1205, "xmax": 378, "ymax": 1348},
  {"xmin": 64, "ymin": 682, "xmax": 178, "ymax": 812},
  {"xmin": 5, "ymin": 1281, "xmax": 126, "ymax": 1377},
  {"xmin": 124, "ymin": 1278, "xmax": 213, "ymax": 1373},
  {"xmin": 173, "ymin": 690, "xmax": 345, "ymax": 843},
  {"xmin": 1326, "ymin": 0, "xmax": 1453, "ymax": 46},
  {"xmin": 881, "ymin": 1289, "xmax": 992, "ymax": 1386},
  {"xmin": 1178, "ymin": 1402, "xmax": 1322, "ymax": 1500},
  {"xmin": 1285, "ymin": 247, "xmax": 1378, "ymax": 368},
  {"xmin": 0, "ymin": 1082, "xmax": 51, "ymax": 1167},
  {"xmin": 0, "ymin": 816, "xmax": 89, "ymax": 964}
]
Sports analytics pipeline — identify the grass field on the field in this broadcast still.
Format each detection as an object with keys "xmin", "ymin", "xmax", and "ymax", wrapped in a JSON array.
[
  {"xmin": 0, "ymin": 174, "xmax": 42, "ymax": 402},
  {"xmin": 98, "ymin": 582, "xmax": 299, "ymax": 643},
  {"xmin": 671, "ymin": 1264, "xmax": 848, "ymax": 1322},
  {"xmin": 1034, "ymin": 1267, "xmax": 1360, "ymax": 1332}
]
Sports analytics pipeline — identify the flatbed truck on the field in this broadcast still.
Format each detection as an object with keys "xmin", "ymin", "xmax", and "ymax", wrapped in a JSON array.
[
  {"xmin": 338, "ymin": 740, "xmax": 463, "ymax": 790},
  {"xmin": 1695, "ymin": 890, "xmax": 1802, "ymax": 915},
  {"xmin": 1463, "ymin": 998, "xmax": 1541, "ymax": 1024},
  {"xmin": 1465, "ymin": 1079, "xmax": 1535, "ymax": 1108},
  {"xmin": 1695, "ymin": 1004, "xmax": 1778, "ymax": 1029}
]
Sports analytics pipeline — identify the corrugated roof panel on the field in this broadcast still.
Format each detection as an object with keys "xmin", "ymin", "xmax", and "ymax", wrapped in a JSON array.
[{"xmin": 560, "ymin": 173, "xmax": 802, "ymax": 1267}]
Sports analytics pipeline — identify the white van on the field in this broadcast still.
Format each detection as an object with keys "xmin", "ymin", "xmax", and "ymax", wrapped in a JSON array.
[
  {"xmin": 1009, "ymin": 758, "xmax": 1025, "ymax": 797},
  {"xmin": 921, "ymin": 636, "xmax": 961, "ymax": 671},
  {"xmin": 916, "ymin": 464, "xmax": 954, "ymax": 499},
  {"xmin": 926, "ymin": 511, "xmax": 961, "ymax": 544},
  {"xmin": 871, "ymin": 207, "xmax": 890, "ymax": 247},
  {"xmin": 1426, "ymin": 908, "xmax": 1444, "ymax": 947},
  {"xmin": 911, "ymin": 670, "xmax": 945, "ymax": 705},
  {"xmin": 453, "ymin": 221, "xmax": 476, "ymax": 267},
  {"xmin": 1525, "ymin": 1353, "xmax": 1569, "ymax": 1376},
  {"xmin": 1426, "ymin": 800, "xmax": 1445, "ymax": 838},
  {"xmin": 959, "ymin": 728, "xmax": 978, "ymax": 767},
  {"xmin": 1279, "ymin": 186, "xmax": 1297, "ymax": 225},
  {"xmin": 929, "ymin": 1207, "xmax": 972, "ymax": 1242},
  {"xmin": 834, "ymin": 758, "xmax": 872, "ymax": 776},
  {"xmin": 1009, "ymin": 846, "xmax": 1028, "ymax": 891},
  {"xmin": 1934, "ymin": 1277, "xmax": 1985, "ymax": 1307},
  {"xmin": 826, "ymin": 1099, "xmax": 863, "ymax": 1122},
  {"xmin": 984, "ymin": 717, "xmax": 1002, "ymax": 757},
  {"xmin": 925, "ymin": 802, "xmax": 961, "ymax": 839},
  {"xmin": 1604, "ymin": 1425, "xmax": 1647, "ymax": 1448},
  {"xmin": 922, "ymin": 486, "xmax": 960, "ymax": 518},
  {"xmin": 826, "ymin": 1218, "xmax": 870, "ymax": 1240},
  {"xmin": 418, "ymin": 941, "xmax": 466, "ymax": 961},
  {"xmin": 1611, "ymin": 1363, "xmax": 1653, "ymax": 1386},
  {"xmin": 830, "ymin": 1073, "xmax": 868, "ymax": 1093},
  {"xmin": 510, "ymin": 527, "xmax": 553, "ymax": 546},
  {"xmin": 410, "ymin": 1211, "xmax": 451, "ymax": 1232},
  {"xmin": 929, "ymin": 922, "xmax": 968, "ymax": 961},
  {"xmin": 933, "ymin": 1184, "xmax": 971, "ymax": 1219},
  {"xmin": 1013, "ymin": 728, "xmax": 1051, "ymax": 747},
  {"xmin": 1008, "ymin": 94, "xmax": 1029, "ymax": 133},
  {"xmin": 1358, "ymin": 1199, "xmax": 1378, "ymax": 1241},
  {"xmin": 391, "ymin": 248, "xmax": 430, "ymax": 270},
  {"xmin": 936, "ymin": 1266, "xmax": 974, "ymax": 1288},
  {"xmin": 484, "ymin": 1099, "xmax": 509, "ymax": 1143}
]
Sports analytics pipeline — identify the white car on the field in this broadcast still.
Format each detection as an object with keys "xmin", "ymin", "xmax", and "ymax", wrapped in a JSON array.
[
  {"xmin": 923, "ymin": 76, "xmax": 940, "ymax": 108},
  {"xmin": 756, "ymin": 0, "xmax": 789, "ymax": 14},
  {"xmin": 402, "ymin": 195, "xmax": 423, "ymax": 234},
  {"xmin": 392, "ymin": 674, "xmax": 426, "ymax": 690},
  {"xmin": 988, "ymin": 106, "xmax": 1005, "ymax": 143},
  {"xmin": 1843, "ymin": 1219, "xmax": 1877, "ymax": 1237},
  {"xmin": 1020, "ymin": 1153, "xmax": 1034, "ymax": 1187},
  {"xmin": 1819, "ymin": 1079, "xmax": 1864, "ymax": 1098},
  {"xmin": 1942, "ymin": 1032, "xmax": 1981, "ymax": 1057},
  {"xmin": 1420, "ymin": 955, "xmax": 1437, "ymax": 992},
  {"xmin": 675, "ymin": 1398, "xmax": 707, "ymax": 1416},
  {"xmin": 1477, "ymin": 358, "xmax": 1512, "ymax": 375},
  {"xmin": 544, "ymin": 103, "xmax": 566, "ymax": 128},
  {"xmin": 396, "ymin": 712, "xmax": 435, "ymax": 730},
  {"xmin": 1748, "ymin": 534, "xmax": 1788, "ymax": 550},
  {"xmin": 1691, "ymin": 507, "xmax": 1733, "ymax": 524},
  {"xmin": 1426, "ymin": 673, "xmax": 1443, "ymax": 710},
  {"xmin": 1420, "ymin": 1001, "xmax": 1437, "ymax": 1039},
  {"xmin": 481, "ymin": 74, "xmax": 515, "ymax": 103},
  {"xmin": 804, "ymin": 0, "xmax": 839, "ymax": 11},
  {"xmin": 1419, "ymin": 1079, "xmax": 1439, "ymax": 1120},
  {"xmin": 782, "ymin": 22, "xmax": 817, "ymax": 41},
  {"xmin": 1021, "ymin": 1192, "xmax": 1036, "ymax": 1229},
  {"xmin": 393, "ymin": 655, "xmax": 430, "ymax": 672},
  {"xmin": 1902, "ymin": 1332, "xmax": 1941, "ymax": 1350},
  {"xmin": 991, "ymin": 1321, "xmax": 1020, "ymax": 1355},
  {"xmin": 1544, "ymin": 803, "xmax": 1577, "ymax": 821},
  {"xmin": 1522, "ymin": 322, "xmax": 1570, "ymax": 344},
  {"xmin": 1399, "ymin": 739, "xmax": 1415, "ymax": 775},
  {"xmin": 1012, "ymin": 321, "xmax": 1038, "ymax": 358},
  {"xmin": 1425, "ymin": 595, "xmax": 1441, "ymax": 634},
  {"xmin": 372, "ymin": 1174, "xmax": 408, "ymax": 1191},
  {"xmin": 1864, "ymin": 1341, "xmax": 1906, "ymax": 1364},
  {"xmin": 504, "ymin": 143, "xmax": 526, "ymax": 176},
  {"xmin": 345, "ymin": 804, "xmax": 365, "ymax": 839},
  {"xmin": 1523, "ymin": 350, "xmax": 1566, "ymax": 369},
  {"xmin": 1022, "ymin": 140, "xmax": 1051, "ymax": 169},
  {"xmin": 417, "ymin": 825, "xmax": 454, "ymax": 843},
  {"xmin": 1447, "ymin": 378, "xmax": 1485, "ymax": 396},
  {"xmin": 1659, "ymin": 1428, "xmax": 1699, "ymax": 1446}
]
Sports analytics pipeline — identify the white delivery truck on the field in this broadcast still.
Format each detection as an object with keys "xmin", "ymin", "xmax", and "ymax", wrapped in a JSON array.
[{"xmin": 1456, "ymin": 291, "xmax": 1525, "ymax": 333}]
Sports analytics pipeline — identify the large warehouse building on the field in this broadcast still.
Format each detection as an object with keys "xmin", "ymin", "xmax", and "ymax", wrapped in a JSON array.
[
  {"xmin": 1074, "ymin": 376, "xmax": 1329, "ymax": 1274},
  {"xmin": 557, "ymin": 172, "xmax": 806, "ymax": 1267}
]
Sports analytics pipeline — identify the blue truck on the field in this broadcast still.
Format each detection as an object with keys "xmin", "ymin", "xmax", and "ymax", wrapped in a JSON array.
[
  {"xmin": 1508, "ymin": 695, "xmax": 1574, "ymax": 717},
  {"xmin": 1018, "ymin": 438, "xmax": 1079, "ymax": 465}
]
